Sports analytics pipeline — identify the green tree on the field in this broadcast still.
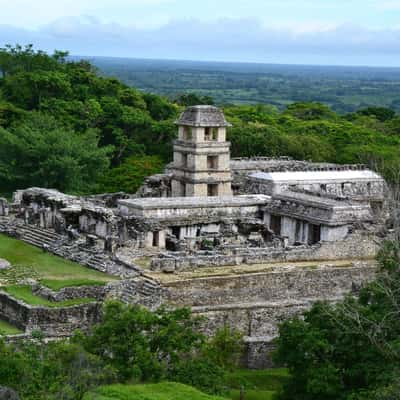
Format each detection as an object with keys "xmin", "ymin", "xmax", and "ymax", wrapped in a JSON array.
[
  {"xmin": 174, "ymin": 93, "xmax": 215, "ymax": 106},
  {"xmin": 98, "ymin": 155, "xmax": 164, "ymax": 194},
  {"xmin": 274, "ymin": 240, "xmax": 400, "ymax": 400},
  {"xmin": 356, "ymin": 107, "xmax": 396, "ymax": 122},
  {"xmin": 0, "ymin": 113, "xmax": 112, "ymax": 193},
  {"xmin": 77, "ymin": 302, "xmax": 205, "ymax": 381}
]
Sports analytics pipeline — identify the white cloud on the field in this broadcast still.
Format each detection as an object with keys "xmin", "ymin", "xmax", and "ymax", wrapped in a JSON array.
[
  {"xmin": 377, "ymin": 0, "xmax": 400, "ymax": 10},
  {"xmin": 0, "ymin": 17, "xmax": 399, "ymax": 66}
]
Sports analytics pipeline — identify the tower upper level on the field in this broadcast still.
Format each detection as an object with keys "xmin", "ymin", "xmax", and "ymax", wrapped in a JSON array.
[
  {"xmin": 171, "ymin": 105, "xmax": 233, "ymax": 197},
  {"xmin": 175, "ymin": 105, "xmax": 232, "ymax": 143}
]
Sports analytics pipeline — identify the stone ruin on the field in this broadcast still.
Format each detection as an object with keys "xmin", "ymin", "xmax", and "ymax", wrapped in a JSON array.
[{"xmin": 0, "ymin": 105, "xmax": 391, "ymax": 367}]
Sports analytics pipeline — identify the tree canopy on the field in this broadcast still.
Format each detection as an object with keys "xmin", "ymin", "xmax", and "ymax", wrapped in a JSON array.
[
  {"xmin": 0, "ymin": 44, "xmax": 398, "ymax": 195},
  {"xmin": 274, "ymin": 241, "xmax": 400, "ymax": 400}
]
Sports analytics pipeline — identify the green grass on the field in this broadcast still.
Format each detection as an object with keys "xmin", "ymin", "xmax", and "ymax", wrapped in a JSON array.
[
  {"xmin": 0, "ymin": 319, "xmax": 22, "ymax": 335},
  {"xmin": 83, "ymin": 382, "xmax": 228, "ymax": 400},
  {"xmin": 83, "ymin": 370, "xmax": 289, "ymax": 400},
  {"xmin": 0, "ymin": 234, "xmax": 117, "ymax": 285},
  {"xmin": 226, "ymin": 369, "xmax": 290, "ymax": 400},
  {"xmin": 3, "ymin": 285, "xmax": 96, "ymax": 307},
  {"xmin": 40, "ymin": 279, "xmax": 107, "ymax": 291}
]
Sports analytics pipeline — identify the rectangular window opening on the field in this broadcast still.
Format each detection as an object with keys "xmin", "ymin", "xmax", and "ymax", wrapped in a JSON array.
[
  {"xmin": 207, "ymin": 155, "xmax": 218, "ymax": 170},
  {"xmin": 183, "ymin": 127, "xmax": 192, "ymax": 141},
  {"xmin": 153, "ymin": 231, "xmax": 159, "ymax": 247},
  {"xmin": 270, "ymin": 215, "xmax": 282, "ymax": 236},
  {"xmin": 207, "ymin": 184, "xmax": 218, "ymax": 197},
  {"xmin": 204, "ymin": 127, "xmax": 211, "ymax": 141},
  {"xmin": 182, "ymin": 154, "xmax": 188, "ymax": 168},
  {"xmin": 308, "ymin": 224, "xmax": 321, "ymax": 245}
]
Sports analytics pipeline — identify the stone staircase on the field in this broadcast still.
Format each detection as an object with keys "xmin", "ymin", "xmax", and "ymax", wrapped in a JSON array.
[
  {"xmin": 0, "ymin": 217, "xmax": 9, "ymax": 232},
  {"xmin": 1, "ymin": 218, "xmax": 144, "ymax": 279},
  {"xmin": 17, "ymin": 224, "xmax": 65, "ymax": 248},
  {"xmin": 119, "ymin": 277, "xmax": 164, "ymax": 307}
]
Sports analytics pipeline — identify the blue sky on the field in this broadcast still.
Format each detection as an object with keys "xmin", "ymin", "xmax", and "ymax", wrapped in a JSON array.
[{"xmin": 0, "ymin": 0, "xmax": 399, "ymax": 66}]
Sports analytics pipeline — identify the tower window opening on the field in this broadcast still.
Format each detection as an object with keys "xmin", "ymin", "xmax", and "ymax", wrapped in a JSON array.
[
  {"xmin": 183, "ymin": 126, "xmax": 192, "ymax": 140},
  {"xmin": 182, "ymin": 153, "xmax": 188, "ymax": 168},
  {"xmin": 207, "ymin": 155, "xmax": 218, "ymax": 170},
  {"xmin": 207, "ymin": 184, "xmax": 218, "ymax": 197}
]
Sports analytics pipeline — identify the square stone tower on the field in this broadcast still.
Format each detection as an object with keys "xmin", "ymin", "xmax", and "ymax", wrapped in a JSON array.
[{"xmin": 171, "ymin": 105, "xmax": 233, "ymax": 197}]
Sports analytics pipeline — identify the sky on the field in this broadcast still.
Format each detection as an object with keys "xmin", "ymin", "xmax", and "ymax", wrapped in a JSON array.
[{"xmin": 0, "ymin": 0, "xmax": 399, "ymax": 66}]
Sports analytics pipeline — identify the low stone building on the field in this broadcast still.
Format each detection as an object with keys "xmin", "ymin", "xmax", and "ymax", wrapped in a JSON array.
[{"xmin": 0, "ymin": 105, "xmax": 390, "ymax": 367}]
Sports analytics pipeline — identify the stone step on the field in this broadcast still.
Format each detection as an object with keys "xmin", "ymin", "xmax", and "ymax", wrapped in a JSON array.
[
  {"xmin": 22, "ymin": 236, "xmax": 49, "ymax": 248},
  {"xmin": 21, "ymin": 230, "xmax": 54, "ymax": 242},
  {"xmin": 19, "ymin": 225, "xmax": 63, "ymax": 241}
]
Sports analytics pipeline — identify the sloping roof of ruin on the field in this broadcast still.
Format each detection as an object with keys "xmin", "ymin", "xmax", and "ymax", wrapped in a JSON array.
[
  {"xmin": 176, "ymin": 105, "xmax": 232, "ymax": 127},
  {"xmin": 250, "ymin": 169, "xmax": 383, "ymax": 183},
  {"xmin": 118, "ymin": 195, "xmax": 269, "ymax": 211},
  {"xmin": 267, "ymin": 191, "xmax": 374, "ymax": 224}
]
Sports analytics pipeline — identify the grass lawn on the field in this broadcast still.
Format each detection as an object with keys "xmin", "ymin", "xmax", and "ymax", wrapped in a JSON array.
[
  {"xmin": 226, "ymin": 368, "xmax": 290, "ymax": 400},
  {"xmin": 40, "ymin": 279, "xmax": 107, "ymax": 291},
  {"xmin": 0, "ymin": 234, "xmax": 117, "ymax": 287},
  {"xmin": 3, "ymin": 285, "xmax": 96, "ymax": 307},
  {"xmin": 0, "ymin": 319, "xmax": 22, "ymax": 335},
  {"xmin": 83, "ymin": 382, "xmax": 228, "ymax": 400},
  {"xmin": 83, "ymin": 369, "xmax": 289, "ymax": 400}
]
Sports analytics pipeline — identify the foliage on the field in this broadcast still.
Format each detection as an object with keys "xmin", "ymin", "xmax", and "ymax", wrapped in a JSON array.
[
  {"xmin": 170, "ymin": 357, "xmax": 227, "ymax": 395},
  {"xmin": 204, "ymin": 325, "xmax": 244, "ymax": 371},
  {"xmin": 76, "ymin": 302, "xmax": 206, "ymax": 381},
  {"xmin": 75, "ymin": 302, "xmax": 247, "ymax": 395},
  {"xmin": 174, "ymin": 92, "xmax": 215, "ymax": 106},
  {"xmin": 0, "ymin": 112, "xmax": 111, "ymax": 193},
  {"xmin": 0, "ymin": 339, "xmax": 116, "ymax": 400},
  {"xmin": 356, "ymin": 107, "xmax": 396, "ymax": 122},
  {"xmin": 0, "ymin": 45, "xmax": 399, "ymax": 194},
  {"xmin": 274, "ymin": 240, "xmax": 400, "ymax": 400},
  {"xmin": 98, "ymin": 155, "xmax": 164, "ymax": 194},
  {"xmin": 0, "ymin": 45, "xmax": 178, "ymax": 194}
]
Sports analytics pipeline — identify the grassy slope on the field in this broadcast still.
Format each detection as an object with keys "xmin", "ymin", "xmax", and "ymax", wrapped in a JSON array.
[
  {"xmin": 0, "ymin": 319, "xmax": 22, "ymax": 335},
  {"xmin": 83, "ymin": 370, "xmax": 290, "ymax": 400},
  {"xmin": 83, "ymin": 383, "xmax": 228, "ymax": 400},
  {"xmin": 3, "ymin": 285, "xmax": 96, "ymax": 307},
  {"xmin": 227, "ymin": 369, "xmax": 290, "ymax": 400},
  {"xmin": 0, "ymin": 234, "xmax": 117, "ymax": 286}
]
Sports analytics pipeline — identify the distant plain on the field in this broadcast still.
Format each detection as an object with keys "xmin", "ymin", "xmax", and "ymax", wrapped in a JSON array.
[{"xmin": 85, "ymin": 56, "xmax": 400, "ymax": 113}]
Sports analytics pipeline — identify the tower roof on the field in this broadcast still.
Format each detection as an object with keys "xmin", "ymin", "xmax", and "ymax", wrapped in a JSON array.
[{"xmin": 176, "ymin": 105, "xmax": 232, "ymax": 127}]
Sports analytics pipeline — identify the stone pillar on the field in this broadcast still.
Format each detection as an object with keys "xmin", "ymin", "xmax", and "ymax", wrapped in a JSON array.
[
  {"xmin": 0, "ymin": 198, "xmax": 9, "ymax": 216},
  {"xmin": 145, "ymin": 232, "xmax": 154, "ymax": 248},
  {"xmin": 158, "ymin": 230, "xmax": 166, "ymax": 249},
  {"xmin": 39, "ymin": 211, "xmax": 45, "ymax": 228}
]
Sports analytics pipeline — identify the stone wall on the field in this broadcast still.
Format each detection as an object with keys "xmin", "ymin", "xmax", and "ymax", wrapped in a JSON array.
[
  {"xmin": 163, "ymin": 262, "xmax": 376, "ymax": 368},
  {"xmin": 164, "ymin": 263, "xmax": 376, "ymax": 308},
  {"xmin": 0, "ymin": 291, "xmax": 102, "ymax": 336},
  {"xmin": 151, "ymin": 231, "xmax": 380, "ymax": 272},
  {"xmin": 32, "ymin": 284, "xmax": 105, "ymax": 302}
]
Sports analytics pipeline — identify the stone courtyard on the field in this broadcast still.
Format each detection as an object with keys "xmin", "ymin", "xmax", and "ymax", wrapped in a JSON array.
[{"xmin": 0, "ymin": 105, "xmax": 391, "ymax": 367}]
